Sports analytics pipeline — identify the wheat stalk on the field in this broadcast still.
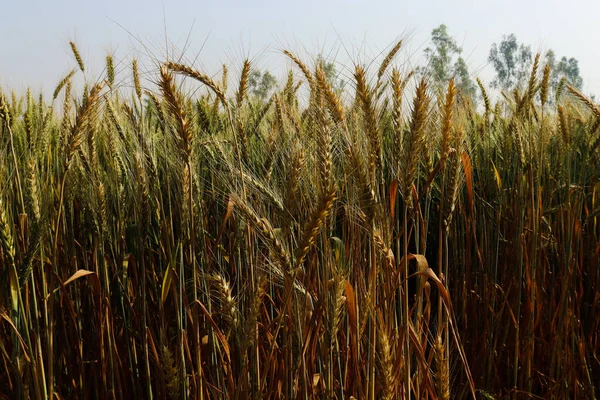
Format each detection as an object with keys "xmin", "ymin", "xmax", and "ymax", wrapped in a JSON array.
[
  {"xmin": 376, "ymin": 39, "xmax": 403, "ymax": 92},
  {"xmin": 165, "ymin": 61, "xmax": 226, "ymax": 105},
  {"xmin": 283, "ymin": 50, "xmax": 314, "ymax": 87}
]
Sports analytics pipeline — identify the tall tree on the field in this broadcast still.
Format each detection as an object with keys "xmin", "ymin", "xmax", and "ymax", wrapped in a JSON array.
[
  {"xmin": 488, "ymin": 34, "xmax": 533, "ymax": 91},
  {"xmin": 544, "ymin": 50, "xmax": 583, "ymax": 100},
  {"xmin": 453, "ymin": 56, "xmax": 476, "ymax": 102},
  {"xmin": 422, "ymin": 24, "xmax": 476, "ymax": 101}
]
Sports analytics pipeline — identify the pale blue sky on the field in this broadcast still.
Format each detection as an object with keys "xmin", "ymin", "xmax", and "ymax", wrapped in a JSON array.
[{"xmin": 1, "ymin": 0, "xmax": 598, "ymax": 97}]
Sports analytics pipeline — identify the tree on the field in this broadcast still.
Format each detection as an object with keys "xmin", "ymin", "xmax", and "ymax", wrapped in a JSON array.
[
  {"xmin": 544, "ymin": 50, "xmax": 583, "ymax": 98},
  {"xmin": 488, "ymin": 34, "xmax": 533, "ymax": 91},
  {"xmin": 453, "ymin": 56, "xmax": 476, "ymax": 102},
  {"xmin": 489, "ymin": 37, "xmax": 584, "ymax": 101},
  {"xmin": 249, "ymin": 69, "xmax": 277, "ymax": 100},
  {"xmin": 421, "ymin": 24, "xmax": 476, "ymax": 101}
]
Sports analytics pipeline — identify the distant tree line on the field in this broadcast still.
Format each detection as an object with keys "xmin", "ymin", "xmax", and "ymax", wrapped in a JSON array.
[
  {"xmin": 422, "ymin": 25, "xmax": 586, "ymax": 105},
  {"xmin": 488, "ymin": 33, "xmax": 584, "ymax": 102},
  {"xmin": 248, "ymin": 24, "xmax": 588, "ymax": 105}
]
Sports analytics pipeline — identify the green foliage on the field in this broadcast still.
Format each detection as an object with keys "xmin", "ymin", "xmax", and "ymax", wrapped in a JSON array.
[
  {"xmin": 489, "ymin": 34, "xmax": 585, "ymax": 102},
  {"xmin": 248, "ymin": 69, "xmax": 276, "ymax": 99},
  {"xmin": 422, "ymin": 24, "xmax": 476, "ymax": 102},
  {"xmin": 488, "ymin": 33, "xmax": 533, "ymax": 91},
  {"xmin": 453, "ymin": 56, "xmax": 476, "ymax": 102},
  {"xmin": 544, "ymin": 49, "xmax": 584, "ymax": 103}
]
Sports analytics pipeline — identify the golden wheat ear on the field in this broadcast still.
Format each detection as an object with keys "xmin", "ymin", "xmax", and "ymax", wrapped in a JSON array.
[
  {"xmin": 376, "ymin": 39, "xmax": 403, "ymax": 93},
  {"xmin": 402, "ymin": 77, "xmax": 430, "ymax": 203},
  {"xmin": 132, "ymin": 59, "xmax": 142, "ymax": 100},
  {"xmin": 284, "ymin": 50, "xmax": 314, "ymax": 88},
  {"xmin": 434, "ymin": 335, "xmax": 450, "ymax": 400},
  {"xmin": 236, "ymin": 59, "xmax": 251, "ymax": 108}
]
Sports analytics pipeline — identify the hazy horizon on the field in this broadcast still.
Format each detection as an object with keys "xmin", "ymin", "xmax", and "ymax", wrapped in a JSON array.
[{"xmin": 1, "ymin": 0, "xmax": 598, "ymax": 98}]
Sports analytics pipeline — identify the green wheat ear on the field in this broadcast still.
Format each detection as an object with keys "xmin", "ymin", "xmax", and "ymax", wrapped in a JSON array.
[{"xmin": 70, "ymin": 41, "xmax": 85, "ymax": 72}]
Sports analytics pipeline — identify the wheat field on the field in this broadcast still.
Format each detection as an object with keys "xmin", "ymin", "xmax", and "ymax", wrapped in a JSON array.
[{"xmin": 0, "ymin": 42, "xmax": 598, "ymax": 399}]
